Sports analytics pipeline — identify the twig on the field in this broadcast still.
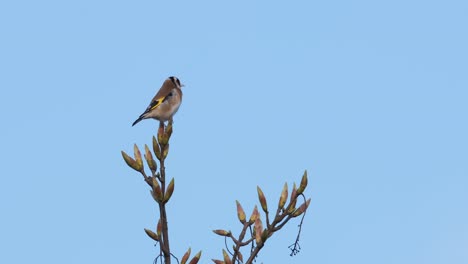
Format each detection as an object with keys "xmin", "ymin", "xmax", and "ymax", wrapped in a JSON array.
[{"xmin": 288, "ymin": 194, "xmax": 307, "ymax": 256}]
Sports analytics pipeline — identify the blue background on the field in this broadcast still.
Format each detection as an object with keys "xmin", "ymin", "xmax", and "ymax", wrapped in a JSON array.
[{"xmin": 1, "ymin": 1, "xmax": 467, "ymax": 263}]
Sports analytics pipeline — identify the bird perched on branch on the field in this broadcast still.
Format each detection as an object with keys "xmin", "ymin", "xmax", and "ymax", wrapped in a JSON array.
[{"xmin": 132, "ymin": 76, "xmax": 184, "ymax": 126}]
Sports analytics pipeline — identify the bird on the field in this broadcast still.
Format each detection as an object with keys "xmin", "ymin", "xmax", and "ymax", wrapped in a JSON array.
[{"xmin": 132, "ymin": 76, "xmax": 184, "ymax": 126}]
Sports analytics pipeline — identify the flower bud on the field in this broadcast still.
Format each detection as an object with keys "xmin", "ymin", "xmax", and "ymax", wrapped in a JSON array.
[
  {"xmin": 144, "ymin": 228, "xmax": 159, "ymax": 241},
  {"xmin": 292, "ymin": 198, "xmax": 311, "ymax": 217},
  {"xmin": 249, "ymin": 205, "xmax": 260, "ymax": 223},
  {"xmin": 213, "ymin": 229, "xmax": 231, "ymax": 236},
  {"xmin": 297, "ymin": 170, "xmax": 308, "ymax": 194},
  {"xmin": 236, "ymin": 200, "xmax": 246, "ymax": 223},
  {"xmin": 181, "ymin": 247, "xmax": 191, "ymax": 264},
  {"xmin": 257, "ymin": 186, "xmax": 268, "ymax": 213},
  {"xmin": 278, "ymin": 182, "xmax": 288, "ymax": 209},
  {"xmin": 222, "ymin": 249, "xmax": 231, "ymax": 264},
  {"xmin": 152, "ymin": 136, "xmax": 162, "ymax": 160},
  {"xmin": 188, "ymin": 251, "xmax": 202, "ymax": 264},
  {"xmin": 144, "ymin": 144, "xmax": 157, "ymax": 173},
  {"xmin": 121, "ymin": 151, "xmax": 140, "ymax": 172},
  {"xmin": 133, "ymin": 144, "xmax": 143, "ymax": 171},
  {"xmin": 164, "ymin": 178, "xmax": 175, "ymax": 203}
]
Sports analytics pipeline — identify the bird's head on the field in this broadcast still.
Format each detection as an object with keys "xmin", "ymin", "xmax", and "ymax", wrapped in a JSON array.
[{"xmin": 169, "ymin": 76, "xmax": 184, "ymax": 88}]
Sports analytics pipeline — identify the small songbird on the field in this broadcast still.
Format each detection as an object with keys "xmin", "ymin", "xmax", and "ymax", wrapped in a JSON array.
[{"xmin": 132, "ymin": 76, "xmax": 184, "ymax": 126}]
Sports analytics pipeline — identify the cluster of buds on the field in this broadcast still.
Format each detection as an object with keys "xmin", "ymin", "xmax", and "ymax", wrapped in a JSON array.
[
  {"xmin": 212, "ymin": 170, "xmax": 311, "ymax": 264},
  {"xmin": 143, "ymin": 219, "xmax": 163, "ymax": 242},
  {"xmin": 121, "ymin": 123, "xmax": 172, "ymax": 172},
  {"xmin": 121, "ymin": 122, "xmax": 174, "ymax": 187},
  {"xmin": 157, "ymin": 121, "xmax": 172, "ymax": 160},
  {"xmin": 121, "ymin": 144, "xmax": 145, "ymax": 173},
  {"xmin": 122, "ymin": 122, "xmax": 201, "ymax": 264}
]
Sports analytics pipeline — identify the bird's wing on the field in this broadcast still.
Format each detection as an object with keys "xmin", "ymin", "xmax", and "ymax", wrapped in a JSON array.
[
  {"xmin": 147, "ymin": 95, "xmax": 166, "ymax": 111},
  {"xmin": 145, "ymin": 79, "xmax": 175, "ymax": 111}
]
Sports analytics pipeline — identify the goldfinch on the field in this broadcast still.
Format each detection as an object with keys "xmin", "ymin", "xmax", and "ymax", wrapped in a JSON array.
[{"xmin": 132, "ymin": 76, "xmax": 183, "ymax": 126}]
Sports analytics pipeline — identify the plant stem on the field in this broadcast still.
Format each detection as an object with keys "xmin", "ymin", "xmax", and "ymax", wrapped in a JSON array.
[
  {"xmin": 231, "ymin": 222, "xmax": 250, "ymax": 263},
  {"xmin": 245, "ymin": 243, "xmax": 263, "ymax": 264},
  {"xmin": 159, "ymin": 149, "xmax": 171, "ymax": 264}
]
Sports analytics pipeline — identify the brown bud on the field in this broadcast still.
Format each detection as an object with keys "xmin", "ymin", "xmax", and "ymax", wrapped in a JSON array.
[
  {"xmin": 144, "ymin": 228, "xmax": 159, "ymax": 241},
  {"xmin": 152, "ymin": 136, "xmax": 162, "ymax": 160},
  {"xmin": 188, "ymin": 251, "xmax": 202, "ymax": 264},
  {"xmin": 121, "ymin": 151, "xmax": 140, "ymax": 172},
  {"xmin": 261, "ymin": 229, "xmax": 269, "ymax": 242},
  {"xmin": 236, "ymin": 200, "xmax": 246, "ymax": 223},
  {"xmin": 211, "ymin": 260, "xmax": 224, "ymax": 264},
  {"xmin": 287, "ymin": 197, "xmax": 297, "ymax": 214},
  {"xmin": 254, "ymin": 218, "xmax": 263, "ymax": 245},
  {"xmin": 297, "ymin": 170, "xmax": 308, "ymax": 194},
  {"xmin": 157, "ymin": 125, "xmax": 165, "ymax": 144},
  {"xmin": 150, "ymin": 177, "xmax": 162, "ymax": 202},
  {"xmin": 286, "ymin": 183, "xmax": 298, "ymax": 213},
  {"xmin": 164, "ymin": 178, "xmax": 175, "ymax": 203},
  {"xmin": 165, "ymin": 122, "xmax": 173, "ymax": 139},
  {"xmin": 292, "ymin": 198, "xmax": 311, "ymax": 217},
  {"xmin": 162, "ymin": 144, "xmax": 169, "ymax": 160},
  {"xmin": 157, "ymin": 219, "xmax": 162, "ymax": 235},
  {"xmin": 213, "ymin": 229, "xmax": 231, "ymax": 236},
  {"xmin": 249, "ymin": 205, "xmax": 260, "ymax": 223},
  {"xmin": 237, "ymin": 251, "xmax": 243, "ymax": 263},
  {"xmin": 278, "ymin": 182, "xmax": 288, "ymax": 209},
  {"xmin": 291, "ymin": 183, "xmax": 297, "ymax": 200},
  {"xmin": 160, "ymin": 135, "xmax": 169, "ymax": 146},
  {"xmin": 222, "ymin": 249, "xmax": 232, "ymax": 264},
  {"xmin": 257, "ymin": 186, "xmax": 268, "ymax": 213},
  {"xmin": 181, "ymin": 247, "xmax": 191, "ymax": 264},
  {"xmin": 133, "ymin": 144, "xmax": 143, "ymax": 171},
  {"xmin": 159, "ymin": 124, "xmax": 171, "ymax": 145},
  {"xmin": 144, "ymin": 144, "xmax": 157, "ymax": 173}
]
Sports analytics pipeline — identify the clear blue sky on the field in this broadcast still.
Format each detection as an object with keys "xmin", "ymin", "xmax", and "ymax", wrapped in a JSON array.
[{"xmin": 1, "ymin": 1, "xmax": 467, "ymax": 263}]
